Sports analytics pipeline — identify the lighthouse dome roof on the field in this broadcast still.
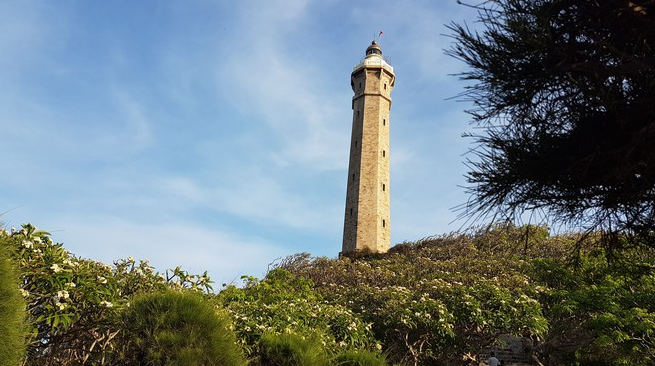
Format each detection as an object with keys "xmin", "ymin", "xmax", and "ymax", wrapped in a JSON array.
[
  {"xmin": 353, "ymin": 40, "xmax": 393, "ymax": 73},
  {"xmin": 366, "ymin": 40, "xmax": 382, "ymax": 56}
]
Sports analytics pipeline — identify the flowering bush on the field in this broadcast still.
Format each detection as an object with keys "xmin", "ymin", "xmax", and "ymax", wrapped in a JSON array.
[
  {"xmin": 2, "ymin": 224, "xmax": 216, "ymax": 365},
  {"xmin": 280, "ymin": 225, "xmax": 655, "ymax": 366},
  {"xmin": 279, "ymin": 226, "xmax": 555, "ymax": 365},
  {"xmin": 217, "ymin": 268, "xmax": 380, "ymax": 357}
]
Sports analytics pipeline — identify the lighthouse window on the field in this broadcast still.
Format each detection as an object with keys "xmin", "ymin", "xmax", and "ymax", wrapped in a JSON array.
[
  {"xmin": 357, "ymin": 111, "xmax": 360, "ymax": 117},
  {"xmin": 352, "ymin": 173, "xmax": 355, "ymax": 182},
  {"xmin": 383, "ymin": 118, "xmax": 386, "ymax": 126},
  {"xmin": 359, "ymin": 82, "xmax": 362, "ymax": 89},
  {"xmin": 354, "ymin": 140, "xmax": 357, "ymax": 147},
  {"xmin": 382, "ymin": 183, "xmax": 386, "ymax": 191},
  {"xmin": 382, "ymin": 150, "xmax": 386, "ymax": 157},
  {"xmin": 384, "ymin": 83, "xmax": 387, "ymax": 90},
  {"xmin": 382, "ymin": 219, "xmax": 386, "ymax": 227},
  {"xmin": 350, "ymin": 208, "xmax": 353, "ymax": 216}
]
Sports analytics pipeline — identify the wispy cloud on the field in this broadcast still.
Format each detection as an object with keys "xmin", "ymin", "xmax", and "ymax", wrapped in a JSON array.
[
  {"xmin": 151, "ymin": 170, "xmax": 340, "ymax": 232},
  {"xmin": 109, "ymin": 89, "xmax": 154, "ymax": 152},
  {"xmin": 218, "ymin": 1, "xmax": 351, "ymax": 171},
  {"xmin": 46, "ymin": 215, "xmax": 287, "ymax": 286}
]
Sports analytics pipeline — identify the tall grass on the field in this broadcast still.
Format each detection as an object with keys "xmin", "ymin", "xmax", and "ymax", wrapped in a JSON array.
[
  {"xmin": 0, "ymin": 236, "xmax": 26, "ymax": 366},
  {"xmin": 333, "ymin": 349, "xmax": 388, "ymax": 366},
  {"xmin": 119, "ymin": 290, "xmax": 246, "ymax": 366},
  {"xmin": 258, "ymin": 332, "xmax": 330, "ymax": 366}
]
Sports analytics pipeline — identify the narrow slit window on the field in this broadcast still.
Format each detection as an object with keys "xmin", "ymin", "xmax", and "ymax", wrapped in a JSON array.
[
  {"xmin": 383, "ymin": 119, "xmax": 386, "ymax": 126},
  {"xmin": 350, "ymin": 208, "xmax": 353, "ymax": 216},
  {"xmin": 352, "ymin": 173, "xmax": 355, "ymax": 182},
  {"xmin": 382, "ymin": 150, "xmax": 386, "ymax": 157},
  {"xmin": 384, "ymin": 83, "xmax": 387, "ymax": 90},
  {"xmin": 382, "ymin": 219, "xmax": 386, "ymax": 228},
  {"xmin": 354, "ymin": 140, "xmax": 357, "ymax": 147},
  {"xmin": 382, "ymin": 183, "xmax": 386, "ymax": 191}
]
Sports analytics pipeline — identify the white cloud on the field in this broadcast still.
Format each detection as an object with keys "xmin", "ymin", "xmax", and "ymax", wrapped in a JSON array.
[
  {"xmin": 46, "ymin": 215, "xmax": 287, "ymax": 286},
  {"xmin": 217, "ymin": 1, "xmax": 351, "ymax": 172},
  {"xmin": 109, "ymin": 89, "xmax": 154, "ymax": 151},
  {"xmin": 150, "ymin": 170, "xmax": 339, "ymax": 232}
]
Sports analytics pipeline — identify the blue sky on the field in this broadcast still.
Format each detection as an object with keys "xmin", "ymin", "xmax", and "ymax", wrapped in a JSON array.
[{"xmin": 1, "ymin": 1, "xmax": 480, "ymax": 285}]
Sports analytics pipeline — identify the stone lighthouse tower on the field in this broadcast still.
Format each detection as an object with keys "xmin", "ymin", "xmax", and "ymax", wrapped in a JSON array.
[{"xmin": 342, "ymin": 40, "xmax": 395, "ymax": 255}]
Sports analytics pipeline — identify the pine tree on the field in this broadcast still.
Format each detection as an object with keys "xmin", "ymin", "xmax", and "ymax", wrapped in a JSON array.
[{"xmin": 448, "ymin": 0, "xmax": 655, "ymax": 248}]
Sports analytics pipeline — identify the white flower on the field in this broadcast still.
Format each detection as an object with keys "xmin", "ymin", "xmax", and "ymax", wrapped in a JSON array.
[
  {"xmin": 56, "ymin": 290, "xmax": 70, "ymax": 299},
  {"xmin": 22, "ymin": 240, "xmax": 34, "ymax": 249},
  {"xmin": 19, "ymin": 289, "xmax": 29, "ymax": 297},
  {"xmin": 50, "ymin": 264, "xmax": 62, "ymax": 273},
  {"xmin": 100, "ymin": 301, "xmax": 113, "ymax": 308},
  {"xmin": 97, "ymin": 276, "xmax": 107, "ymax": 284},
  {"xmin": 127, "ymin": 256, "xmax": 135, "ymax": 262},
  {"xmin": 54, "ymin": 301, "xmax": 66, "ymax": 310},
  {"xmin": 65, "ymin": 282, "xmax": 76, "ymax": 288}
]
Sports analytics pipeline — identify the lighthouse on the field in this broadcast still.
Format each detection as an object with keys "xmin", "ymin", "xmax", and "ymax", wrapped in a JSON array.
[{"xmin": 342, "ymin": 40, "xmax": 395, "ymax": 255}]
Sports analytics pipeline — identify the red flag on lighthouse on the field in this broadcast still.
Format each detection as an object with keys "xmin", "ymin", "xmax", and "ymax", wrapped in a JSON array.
[{"xmin": 379, "ymin": 30, "xmax": 383, "ymax": 37}]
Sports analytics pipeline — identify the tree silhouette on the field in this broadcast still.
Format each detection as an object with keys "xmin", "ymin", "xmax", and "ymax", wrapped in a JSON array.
[{"xmin": 448, "ymin": 0, "xmax": 655, "ymax": 248}]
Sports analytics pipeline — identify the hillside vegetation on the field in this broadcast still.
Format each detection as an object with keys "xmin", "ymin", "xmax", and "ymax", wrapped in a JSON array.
[
  {"xmin": 273, "ymin": 225, "xmax": 655, "ymax": 365},
  {"xmin": 1, "ymin": 223, "xmax": 654, "ymax": 366}
]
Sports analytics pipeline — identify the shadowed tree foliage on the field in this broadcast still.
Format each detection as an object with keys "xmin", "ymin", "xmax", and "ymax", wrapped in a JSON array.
[{"xmin": 447, "ymin": 0, "xmax": 655, "ymax": 249}]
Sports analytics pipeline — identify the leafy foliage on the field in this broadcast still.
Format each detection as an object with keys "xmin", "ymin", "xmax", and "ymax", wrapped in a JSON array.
[
  {"xmin": 118, "ymin": 290, "xmax": 246, "ymax": 366},
  {"xmin": 280, "ymin": 225, "xmax": 554, "ymax": 365},
  {"xmin": 447, "ymin": 0, "xmax": 655, "ymax": 248},
  {"xmin": 280, "ymin": 224, "xmax": 655, "ymax": 365},
  {"xmin": 217, "ymin": 268, "xmax": 379, "ymax": 357},
  {"xmin": 0, "ymin": 232, "xmax": 26, "ymax": 366},
  {"xmin": 530, "ymin": 249, "xmax": 655, "ymax": 365}
]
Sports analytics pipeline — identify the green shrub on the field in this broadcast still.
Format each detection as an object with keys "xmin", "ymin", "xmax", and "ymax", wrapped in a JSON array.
[
  {"xmin": 120, "ymin": 290, "xmax": 245, "ymax": 366},
  {"xmin": 218, "ymin": 269, "xmax": 378, "ymax": 357},
  {"xmin": 0, "ymin": 233, "xmax": 26, "ymax": 366},
  {"xmin": 333, "ymin": 349, "xmax": 388, "ymax": 366},
  {"xmin": 258, "ymin": 332, "xmax": 329, "ymax": 366}
]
